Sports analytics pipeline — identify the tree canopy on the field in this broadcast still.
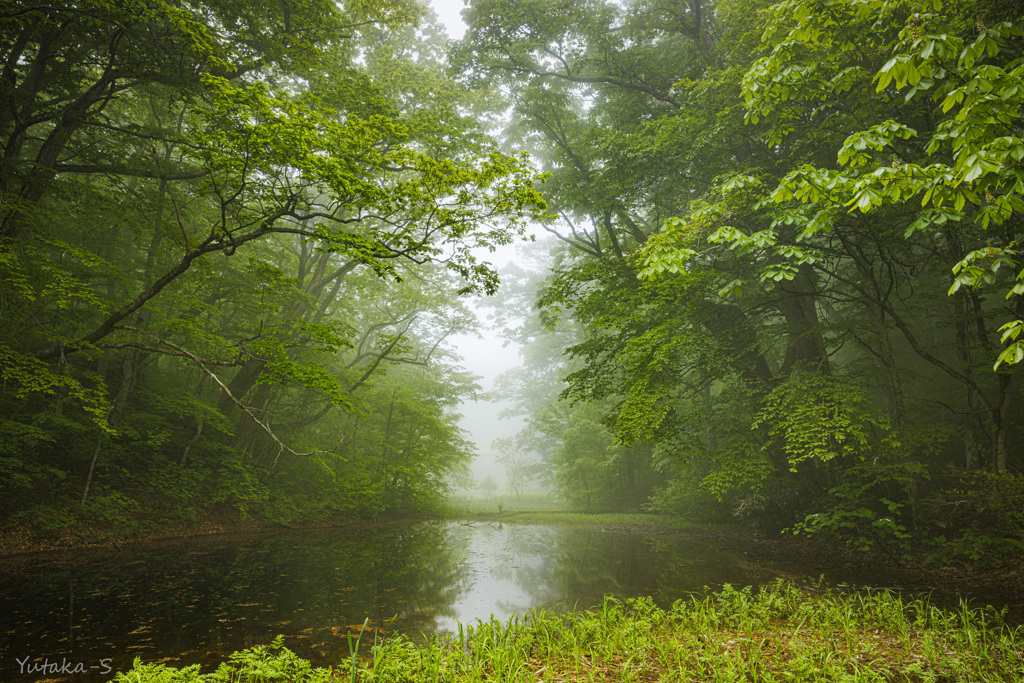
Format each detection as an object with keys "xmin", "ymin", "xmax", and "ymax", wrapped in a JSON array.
[
  {"xmin": 468, "ymin": 0, "xmax": 1023, "ymax": 563},
  {"xmin": 2, "ymin": 0, "xmax": 1021, "ymax": 568},
  {"xmin": 0, "ymin": 0, "xmax": 546, "ymax": 532}
]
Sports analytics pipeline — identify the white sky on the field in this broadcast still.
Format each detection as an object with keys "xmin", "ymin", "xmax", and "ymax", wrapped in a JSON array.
[{"xmin": 429, "ymin": 0, "xmax": 469, "ymax": 39}]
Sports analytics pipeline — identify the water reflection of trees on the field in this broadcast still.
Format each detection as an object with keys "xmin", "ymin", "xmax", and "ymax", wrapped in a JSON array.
[
  {"xmin": 0, "ymin": 522, "xmax": 472, "ymax": 681},
  {"xmin": 490, "ymin": 526, "xmax": 760, "ymax": 611},
  {"xmin": 0, "ymin": 523, "xmax": 770, "ymax": 682}
]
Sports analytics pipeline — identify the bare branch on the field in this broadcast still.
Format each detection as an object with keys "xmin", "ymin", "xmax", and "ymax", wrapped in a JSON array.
[
  {"xmin": 112, "ymin": 326, "xmax": 340, "ymax": 457},
  {"xmin": 150, "ymin": 145, "xmax": 190, "ymax": 254},
  {"xmin": 94, "ymin": 341, "xmax": 245, "ymax": 366},
  {"xmin": 55, "ymin": 163, "xmax": 207, "ymax": 181},
  {"xmin": 346, "ymin": 317, "xmax": 416, "ymax": 392}
]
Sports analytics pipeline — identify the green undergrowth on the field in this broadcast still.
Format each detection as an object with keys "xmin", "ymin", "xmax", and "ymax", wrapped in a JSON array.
[
  {"xmin": 442, "ymin": 494, "xmax": 570, "ymax": 515},
  {"xmin": 114, "ymin": 581, "xmax": 1023, "ymax": 683}
]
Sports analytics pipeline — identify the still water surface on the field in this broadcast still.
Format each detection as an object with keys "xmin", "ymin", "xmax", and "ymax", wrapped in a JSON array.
[{"xmin": 0, "ymin": 521, "xmax": 778, "ymax": 681}]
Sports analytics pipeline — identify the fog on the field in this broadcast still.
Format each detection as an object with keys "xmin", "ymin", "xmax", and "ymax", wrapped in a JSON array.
[
  {"xmin": 429, "ymin": 0, "xmax": 468, "ymax": 39},
  {"xmin": 448, "ymin": 242, "xmax": 536, "ymax": 491}
]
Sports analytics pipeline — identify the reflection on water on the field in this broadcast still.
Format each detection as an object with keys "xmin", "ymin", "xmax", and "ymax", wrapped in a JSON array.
[
  {"xmin": 0, "ymin": 521, "xmax": 769, "ymax": 681},
  {"xmin": 440, "ymin": 523, "xmax": 764, "ymax": 630}
]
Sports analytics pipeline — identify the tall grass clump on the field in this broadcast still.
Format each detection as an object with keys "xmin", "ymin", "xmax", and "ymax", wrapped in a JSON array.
[{"xmin": 115, "ymin": 581, "xmax": 1023, "ymax": 682}]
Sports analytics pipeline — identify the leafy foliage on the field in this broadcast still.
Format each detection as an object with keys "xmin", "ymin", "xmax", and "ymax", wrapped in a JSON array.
[
  {"xmin": 115, "ymin": 583, "xmax": 1024, "ymax": 683},
  {"xmin": 0, "ymin": 0, "xmax": 543, "ymax": 538},
  {"xmin": 464, "ymin": 0, "xmax": 1023, "ymax": 564}
]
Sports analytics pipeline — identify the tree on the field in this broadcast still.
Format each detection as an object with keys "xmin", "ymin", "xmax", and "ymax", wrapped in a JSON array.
[
  {"xmin": 703, "ymin": 0, "xmax": 1024, "ymax": 472},
  {"xmin": 0, "ymin": 0, "xmax": 545, "ymax": 534},
  {"xmin": 492, "ymin": 435, "xmax": 541, "ymax": 501},
  {"xmin": 484, "ymin": 243, "xmax": 660, "ymax": 511},
  {"xmin": 479, "ymin": 474, "xmax": 498, "ymax": 499},
  {"xmin": 457, "ymin": 0, "xmax": 1023, "ymax": 557},
  {"xmin": 0, "ymin": 0, "xmax": 546, "ymax": 442}
]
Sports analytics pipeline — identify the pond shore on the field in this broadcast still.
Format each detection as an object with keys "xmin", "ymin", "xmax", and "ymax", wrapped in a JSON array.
[
  {"xmin": 114, "ymin": 581, "xmax": 1024, "ymax": 683},
  {"xmin": 0, "ymin": 513, "xmax": 345, "ymax": 556},
  {"xmin": 3, "ymin": 510, "xmax": 1022, "ymax": 607},
  {"xmin": 445, "ymin": 511, "xmax": 1024, "ymax": 610}
]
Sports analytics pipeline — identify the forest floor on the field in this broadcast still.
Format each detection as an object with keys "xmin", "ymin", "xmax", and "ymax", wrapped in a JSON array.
[{"xmin": 115, "ymin": 580, "xmax": 1024, "ymax": 683}]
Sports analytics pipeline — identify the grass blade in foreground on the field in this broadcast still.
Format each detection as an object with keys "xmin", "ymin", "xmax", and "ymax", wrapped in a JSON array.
[{"xmin": 115, "ymin": 581, "xmax": 1024, "ymax": 682}]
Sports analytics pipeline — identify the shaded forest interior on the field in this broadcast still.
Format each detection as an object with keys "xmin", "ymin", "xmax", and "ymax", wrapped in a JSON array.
[{"xmin": 1, "ymin": 0, "xmax": 1022, "ymax": 568}]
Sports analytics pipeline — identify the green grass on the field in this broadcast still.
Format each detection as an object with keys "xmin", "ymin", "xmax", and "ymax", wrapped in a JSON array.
[
  {"xmin": 114, "ymin": 581, "xmax": 1024, "ymax": 682},
  {"xmin": 438, "ymin": 506, "xmax": 735, "ymax": 533},
  {"xmin": 441, "ymin": 493, "xmax": 570, "ymax": 515}
]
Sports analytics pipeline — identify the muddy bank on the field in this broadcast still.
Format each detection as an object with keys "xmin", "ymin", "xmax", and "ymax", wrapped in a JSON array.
[
  {"xmin": 0, "ymin": 514, "xmax": 341, "ymax": 557},
  {"xmin": 0, "ymin": 511, "xmax": 439, "ymax": 557}
]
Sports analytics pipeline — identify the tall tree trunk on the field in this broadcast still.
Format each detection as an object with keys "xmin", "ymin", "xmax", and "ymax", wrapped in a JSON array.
[
  {"xmin": 777, "ymin": 266, "xmax": 830, "ymax": 375},
  {"xmin": 81, "ymin": 433, "xmax": 104, "ymax": 505},
  {"xmin": 871, "ymin": 305, "xmax": 906, "ymax": 436},
  {"xmin": 82, "ymin": 349, "xmax": 137, "ymax": 504},
  {"xmin": 992, "ymin": 374, "xmax": 1011, "ymax": 473},
  {"xmin": 180, "ymin": 421, "xmax": 204, "ymax": 466}
]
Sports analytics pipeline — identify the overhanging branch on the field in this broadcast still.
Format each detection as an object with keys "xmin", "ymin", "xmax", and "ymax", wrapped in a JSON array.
[{"xmin": 113, "ymin": 326, "xmax": 342, "ymax": 457}]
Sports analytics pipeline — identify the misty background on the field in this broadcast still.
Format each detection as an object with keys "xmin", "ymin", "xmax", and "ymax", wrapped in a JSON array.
[{"xmin": 428, "ymin": 0, "xmax": 549, "ymax": 494}]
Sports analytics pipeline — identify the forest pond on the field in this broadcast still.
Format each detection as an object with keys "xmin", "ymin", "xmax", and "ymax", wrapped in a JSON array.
[{"xmin": 0, "ymin": 520, "xmax": 788, "ymax": 681}]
